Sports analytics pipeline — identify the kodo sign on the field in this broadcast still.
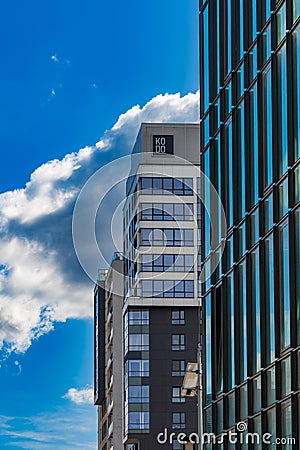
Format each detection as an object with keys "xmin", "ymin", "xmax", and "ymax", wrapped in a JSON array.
[{"xmin": 153, "ymin": 135, "xmax": 174, "ymax": 155}]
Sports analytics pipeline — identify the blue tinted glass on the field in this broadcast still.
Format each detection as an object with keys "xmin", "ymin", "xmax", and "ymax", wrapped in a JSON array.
[
  {"xmin": 265, "ymin": 235, "xmax": 275, "ymax": 363},
  {"xmin": 278, "ymin": 177, "xmax": 289, "ymax": 219},
  {"xmin": 225, "ymin": 121, "xmax": 233, "ymax": 226},
  {"xmin": 262, "ymin": 24, "xmax": 271, "ymax": 66},
  {"xmin": 277, "ymin": 3, "xmax": 286, "ymax": 44},
  {"xmin": 277, "ymin": 44, "xmax": 288, "ymax": 177},
  {"xmin": 239, "ymin": 260, "xmax": 247, "ymax": 379},
  {"xmin": 228, "ymin": 273, "xmax": 235, "ymax": 388},
  {"xmin": 263, "ymin": 67, "xmax": 273, "ymax": 187},
  {"xmin": 239, "ymin": 0, "xmax": 244, "ymax": 59},
  {"xmin": 252, "ymin": 248, "xmax": 261, "ymax": 372},
  {"xmin": 205, "ymin": 295, "xmax": 212, "ymax": 404},
  {"xmin": 203, "ymin": 114, "xmax": 210, "ymax": 148},
  {"xmin": 293, "ymin": 0, "xmax": 300, "ymax": 23},
  {"xmin": 226, "ymin": 0, "xmax": 231, "ymax": 75},
  {"xmin": 293, "ymin": 25, "xmax": 300, "ymax": 162},
  {"xmin": 202, "ymin": 5, "xmax": 210, "ymax": 112},
  {"xmin": 279, "ymin": 223, "xmax": 291, "ymax": 348}
]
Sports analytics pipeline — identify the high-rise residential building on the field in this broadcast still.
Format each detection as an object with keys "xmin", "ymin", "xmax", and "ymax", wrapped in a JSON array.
[
  {"xmin": 94, "ymin": 254, "xmax": 124, "ymax": 450},
  {"xmin": 122, "ymin": 123, "xmax": 200, "ymax": 449},
  {"xmin": 199, "ymin": 0, "xmax": 300, "ymax": 447}
]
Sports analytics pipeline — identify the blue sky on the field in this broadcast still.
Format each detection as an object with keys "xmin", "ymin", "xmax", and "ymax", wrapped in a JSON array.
[{"xmin": 0, "ymin": 1, "xmax": 199, "ymax": 448}]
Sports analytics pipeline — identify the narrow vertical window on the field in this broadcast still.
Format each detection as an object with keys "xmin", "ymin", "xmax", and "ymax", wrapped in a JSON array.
[
  {"xmin": 251, "ymin": 248, "xmax": 261, "ymax": 373},
  {"xmin": 262, "ymin": 66, "xmax": 273, "ymax": 188},
  {"xmin": 277, "ymin": 45, "xmax": 288, "ymax": 177},
  {"xmin": 279, "ymin": 222, "xmax": 291, "ymax": 349},
  {"xmin": 205, "ymin": 295, "xmax": 212, "ymax": 404},
  {"xmin": 264, "ymin": 235, "xmax": 275, "ymax": 364},
  {"xmin": 293, "ymin": 25, "xmax": 300, "ymax": 162}
]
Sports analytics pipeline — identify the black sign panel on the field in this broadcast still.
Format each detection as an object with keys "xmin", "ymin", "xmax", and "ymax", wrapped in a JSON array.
[{"xmin": 153, "ymin": 135, "xmax": 174, "ymax": 155}]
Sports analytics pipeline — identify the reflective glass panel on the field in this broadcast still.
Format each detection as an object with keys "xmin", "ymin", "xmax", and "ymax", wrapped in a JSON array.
[
  {"xmin": 278, "ymin": 222, "xmax": 291, "ymax": 349},
  {"xmin": 277, "ymin": 44, "xmax": 288, "ymax": 177},
  {"xmin": 293, "ymin": 25, "xmax": 300, "ymax": 162}
]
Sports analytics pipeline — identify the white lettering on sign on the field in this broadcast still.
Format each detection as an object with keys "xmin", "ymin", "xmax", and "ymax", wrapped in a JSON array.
[{"xmin": 155, "ymin": 137, "xmax": 166, "ymax": 153}]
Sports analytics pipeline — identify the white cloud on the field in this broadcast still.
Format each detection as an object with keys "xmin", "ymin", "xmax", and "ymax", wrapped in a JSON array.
[
  {"xmin": 0, "ymin": 406, "xmax": 97, "ymax": 449},
  {"xmin": 0, "ymin": 91, "xmax": 199, "ymax": 353},
  {"xmin": 63, "ymin": 387, "xmax": 94, "ymax": 405},
  {"xmin": 50, "ymin": 54, "xmax": 59, "ymax": 62}
]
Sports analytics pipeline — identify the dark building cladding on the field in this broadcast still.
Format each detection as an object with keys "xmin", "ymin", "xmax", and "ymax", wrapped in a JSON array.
[
  {"xmin": 125, "ymin": 307, "xmax": 198, "ymax": 449},
  {"xmin": 199, "ymin": 0, "xmax": 300, "ymax": 447},
  {"xmin": 94, "ymin": 280, "xmax": 106, "ymax": 407}
]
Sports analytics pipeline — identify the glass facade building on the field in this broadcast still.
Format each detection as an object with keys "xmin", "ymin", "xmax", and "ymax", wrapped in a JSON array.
[{"xmin": 199, "ymin": 0, "xmax": 300, "ymax": 447}]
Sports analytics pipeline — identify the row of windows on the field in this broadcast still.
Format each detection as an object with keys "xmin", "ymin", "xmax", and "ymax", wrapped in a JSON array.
[
  {"xmin": 141, "ymin": 253, "xmax": 194, "ymax": 273},
  {"xmin": 125, "ymin": 386, "xmax": 186, "ymax": 405},
  {"xmin": 204, "ymin": 209, "xmax": 300, "ymax": 396},
  {"xmin": 140, "ymin": 228, "xmax": 194, "ymax": 247},
  {"xmin": 125, "ymin": 309, "xmax": 186, "ymax": 326},
  {"xmin": 140, "ymin": 202, "xmax": 194, "ymax": 221},
  {"xmin": 140, "ymin": 177, "xmax": 193, "ymax": 195},
  {"xmin": 126, "ymin": 359, "xmax": 186, "ymax": 377},
  {"xmin": 141, "ymin": 279, "xmax": 194, "ymax": 298},
  {"xmin": 126, "ymin": 411, "xmax": 188, "ymax": 432},
  {"xmin": 125, "ymin": 333, "xmax": 187, "ymax": 352},
  {"xmin": 204, "ymin": 394, "xmax": 299, "ymax": 446},
  {"xmin": 125, "ymin": 310, "xmax": 149, "ymax": 326},
  {"xmin": 202, "ymin": 169, "xmax": 300, "ymax": 271},
  {"xmin": 205, "ymin": 351, "xmax": 299, "ymax": 428},
  {"xmin": 200, "ymin": 0, "xmax": 299, "ymax": 115}
]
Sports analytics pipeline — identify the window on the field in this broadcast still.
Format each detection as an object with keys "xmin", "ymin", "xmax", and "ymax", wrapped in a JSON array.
[
  {"xmin": 172, "ymin": 387, "xmax": 185, "ymax": 403},
  {"xmin": 293, "ymin": 24, "xmax": 300, "ymax": 162},
  {"xmin": 128, "ymin": 334, "xmax": 149, "ymax": 351},
  {"xmin": 141, "ymin": 203, "xmax": 194, "ymax": 221},
  {"xmin": 278, "ymin": 221, "xmax": 291, "ymax": 349},
  {"xmin": 278, "ymin": 177, "xmax": 289, "ymax": 219},
  {"xmin": 205, "ymin": 295, "xmax": 212, "ymax": 403},
  {"xmin": 128, "ymin": 412, "xmax": 150, "ymax": 430},
  {"xmin": 128, "ymin": 310, "xmax": 149, "ymax": 325},
  {"xmin": 247, "ymin": 82, "xmax": 259, "ymax": 207},
  {"xmin": 281, "ymin": 403, "xmax": 292, "ymax": 444},
  {"xmin": 172, "ymin": 441, "xmax": 181, "ymax": 450},
  {"xmin": 252, "ymin": 375, "xmax": 261, "ymax": 414},
  {"xmin": 264, "ymin": 235, "xmax": 275, "ymax": 364},
  {"xmin": 141, "ymin": 279, "xmax": 194, "ymax": 298},
  {"xmin": 141, "ymin": 254, "xmax": 194, "ymax": 273},
  {"xmin": 127, "ymin": 360, "xmax": 149, "ymax": 377},
  {"xmin": 172, "ymin": 334, "xmax": 185, "ymax": 351},
  {"xmin": 262, "ymin": 66, "xmax": 273, "ymax": 188},
  {"xmin": 128, "ymin": 385, "xmax": 150, "ymax": 403},
  {"xmin": 172, "ymin": 309, "xmax": 185, "ymax": 325},
  {"xmin": 277, "ymin": 44, "xmax": 288, "ymax": 177},
  {"xmin": 266, "ymin": 365, "xmax": 276, "ymax": 406},
  {"xmin": 172, "ymin": 412, "xmax": 186, "ymax": 429},
  {"xmin": 251, "ymin": 248, "xmax": 261, "ymax": 373},
  {"xmin": 140, "ymin": 228, "xmax": 194, "ymax": 247},
  {"xmin": 281, "ymin": 357, "xmax": 291, "ymax": 398},
  {"xmin": 277, "ymin": 3, "xmax": 286, "ymax": 44},
  {"xmin": 293, "ymin": 0, "xmax": 300, "ymax": 24},
  {"xmin": 140, "ymin": 177, "xmax": 193, "ymax": 195},
  {"xmin": 172, "ymin": 360, "xmax": 186, "ymax": 376}
]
